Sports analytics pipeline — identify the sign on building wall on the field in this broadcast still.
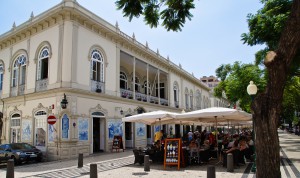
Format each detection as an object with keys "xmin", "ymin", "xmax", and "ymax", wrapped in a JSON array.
[
  {"xmin": 48, "ymin": 124, "xmax": 55, "ymax": 142},
  {"xmin": 136, "ymin": 123, "xmax": 145, "ymax": 137},
  {"xmin": 62, "ymin": 114, "xmax": 69, "ymax": 139},
  {"xmin": 21, "ymin": 120, "xmax": 31, "ymax": 141},
  {"xmin": 155, "ymin": 125, "xmax": 161, "ymax": 133},
  {"xmin": 108, "ymin": 120, "xmax": 123, "ymax": 140},
  {"xmin": 78, "ymin": 117, "xmax": 88, "ymax": 141}
]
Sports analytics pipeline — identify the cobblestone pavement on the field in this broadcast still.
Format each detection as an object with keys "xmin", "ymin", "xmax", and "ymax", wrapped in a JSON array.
[{"xmin": 0, "ymin": 129, "xmax": 299, "ymax": 178}]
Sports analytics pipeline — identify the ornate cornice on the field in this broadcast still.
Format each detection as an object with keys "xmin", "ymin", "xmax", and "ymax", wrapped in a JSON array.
[{"xmin": 0, "ymin": 2, "xmax": 209, "ymax": 91}]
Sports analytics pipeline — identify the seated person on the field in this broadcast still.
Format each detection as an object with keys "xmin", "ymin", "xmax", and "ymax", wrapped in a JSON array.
[
  {"xmin": 153, "ymin": 140, "xmax": 161, "ymax": 151},
  {"xmin": 150, "ymin": 140, "xmax": 164, "ymax": 162},
  {"xmin": 199, "ymin": 140, "xmax": 210, "ymax": 163},
  {"xmin": 189, "ymin": 139, "xmax": 198, "ymax": 151},
  {"xmin": 238, "ymin": 139, "xmax": 249, "ymax": 164},
  {"xmin": 222, "ymin": 140, "xmax": 239, "ymax": 167}
]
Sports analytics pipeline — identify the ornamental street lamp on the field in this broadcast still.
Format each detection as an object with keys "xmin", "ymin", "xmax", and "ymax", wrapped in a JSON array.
[
  {"xmin": 60, "ymin": 93, "xmax": 68, "ymax": 109},
  {"xmin": 247, "ymin": 81, "xmax": 258, "ymax": 172}
]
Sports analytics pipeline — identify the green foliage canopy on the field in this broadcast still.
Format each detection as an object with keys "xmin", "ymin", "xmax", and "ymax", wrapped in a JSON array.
[
  {"xmin": 115, "ymin": 0, "xmax": 195, "ymax": 31},
  {"xmin": 214, "ymin": 62, "xmax": 266, "ymax": 112}
]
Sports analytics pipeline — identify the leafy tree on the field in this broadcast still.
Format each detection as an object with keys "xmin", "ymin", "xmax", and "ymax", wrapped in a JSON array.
[
  {"xmin": 282, "ymin": 76, "xmax": 300, "ymax": 124},
  {"xmin": 241, "ymin": 0, "xmax": 300, "ymax": 177},
  {"xmin": 214, "ymin": 62, "xmax": 266, "ymax": 112},
  {"xmin": 115, "ymin": 0, "xmax": 195, "ymax": 31},
  {"xmin": 116, "ymin": 0, "xmax": 300, "ymax": 177}
]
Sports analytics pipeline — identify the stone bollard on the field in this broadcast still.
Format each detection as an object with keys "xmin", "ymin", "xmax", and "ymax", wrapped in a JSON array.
[
  {"xmin": 144, "ymin": 155, "xmax": 150, "ymax": 172},
  {"xmin": 207, "ymin": 165, "xmax": 215, "ymax": 178},
  {"xmin": 78, "ymin": 153, "xmax": 83, "ymax": 168},
  {"xmin": 227, "ymin": 153, "xmax": 234, "ymax": 172},
  {"xmin": 6, "ymin": 159, "xmax": 14, "ymax": 178},
  {"xmin": 90, "ymin": 163, "xmax": 98, "ymax": 178}
]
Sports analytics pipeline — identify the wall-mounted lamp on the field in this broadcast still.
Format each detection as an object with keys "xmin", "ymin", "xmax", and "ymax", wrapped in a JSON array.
[
  {"xmin": 115, "ymin": 107, "xmax": 123, "ymax": 115},
  {"xmin": 60, "ymin": 93, "xmax": 68, "ymax": 109}
]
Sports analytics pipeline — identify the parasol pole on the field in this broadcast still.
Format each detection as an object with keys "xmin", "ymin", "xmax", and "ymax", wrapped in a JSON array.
[{"xmin": 215, "ymin": 116, "xmax": 222, "ymax": 165}]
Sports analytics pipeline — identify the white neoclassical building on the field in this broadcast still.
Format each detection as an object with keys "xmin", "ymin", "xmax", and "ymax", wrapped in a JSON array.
[{"xmin": 0, "ymin": 0, "xmax": 214, "ymax": 160}]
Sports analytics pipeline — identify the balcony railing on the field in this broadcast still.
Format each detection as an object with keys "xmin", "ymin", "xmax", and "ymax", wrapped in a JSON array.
[
  {"xmin": 36, "ymin": 79, "xmax": 48, "ymax": 92},
  {"xmin": 160, "ymin": 98, "xmax": 169, "ymax": 106},
  {"xmin": 10, "ymin": 87, "xmax": 17, "ymax": 97},
  {"xmin": 10, "ymin": 84, "xmax": 26, "ymax": 97},
  {"xmin": 175, "ymin": 101, "xmax": 179, "ymax": 108},
  {"xmin": 120, "ymin": 89, "xmax": 169, "ymax": 106},
  {"xmin": 91, "ymin": 80, "xmax": 105, "ymax": 93},
  {"xmin": 18, "ymin": 84, "xmax": 25, "ymax": 95},
  {"xmin": 120, "ymin": 89, "xmax": 133, "ymax": 99}
]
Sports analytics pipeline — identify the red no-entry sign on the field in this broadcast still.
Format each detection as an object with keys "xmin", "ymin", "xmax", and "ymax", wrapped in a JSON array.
[{"xmin": 47, "ymin": 115, "xmax": 57, "ymax": 125}]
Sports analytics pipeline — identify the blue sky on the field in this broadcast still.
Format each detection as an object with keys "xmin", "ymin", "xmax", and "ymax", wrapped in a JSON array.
[{"xmin": 0, "ymin": 0, "xmax": 264, "ymax": 78}]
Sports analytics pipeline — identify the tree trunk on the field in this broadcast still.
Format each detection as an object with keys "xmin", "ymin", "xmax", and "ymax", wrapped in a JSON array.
[{"xmin": 252, "ymin": 0, "xmax": 300, "ymax": 177}]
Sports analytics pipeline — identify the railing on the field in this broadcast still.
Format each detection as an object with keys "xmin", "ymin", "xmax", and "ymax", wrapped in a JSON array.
[
  {"xmin": 135, "ymin": 92, "xmax": 147, "ymax": 102},
  {"xmin": 36, "ymin": 79, "xmax": 48, "ymax": 92},
  {"xmin": 119, "ymin": 89, "xmax": 169, "ymax": 106},
  {"xmin": 18, "ymin": 84, "xmax": 25, "ymax": 95},
  {"xmin": 91, "ymin": 80, "xmax": 105, "ymax": 93},
  {"xmin": 160, "ymin": 98, "xmax": 169, "ymax": 106},
  {"xmin": 175, "ymin": 101, "xmax": 179, "ymax": 108},
  {"xmin": 120, "ymin": 89, "xmax": 133, "ymax": 99},
  {"xmin": 10, "ymin": 87, "xmax": 17, "ymax": 97}
]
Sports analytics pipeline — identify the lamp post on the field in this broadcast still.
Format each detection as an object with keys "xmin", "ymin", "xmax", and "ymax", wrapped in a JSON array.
[{"xmin": 247, "ymin": 81, "xmax": 257, "ymax": 172}]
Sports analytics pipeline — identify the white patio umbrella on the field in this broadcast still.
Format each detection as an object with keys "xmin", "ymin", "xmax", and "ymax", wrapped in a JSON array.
[
  {"xmin": 175, "ymin": 107, "xmax": 252, "ymax": 164},
  {"xmin": 121, "ymin": 110, "xmax": 179, "ymax": 125},
  {"xmin": 175, "ymin": 107, "xmax": 252, "ymax": 123}
]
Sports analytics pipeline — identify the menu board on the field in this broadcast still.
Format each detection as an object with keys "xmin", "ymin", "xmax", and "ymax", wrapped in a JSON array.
[
  {"xmin": 111, "ymin": 135, "xmax": 124, "ymax": 152},
  {"xmin": 164, "ymin": 138, "xmax": 181, "ymax": 170}
]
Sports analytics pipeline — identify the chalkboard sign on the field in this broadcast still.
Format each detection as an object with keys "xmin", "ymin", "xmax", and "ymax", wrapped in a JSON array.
[
  {"xmin": 111, "ymin": 135, "xmax": 124, "ymax": 152},
  {"xmin": 164, "ymin": 138, "xmax": 182, "ymax": 170}
]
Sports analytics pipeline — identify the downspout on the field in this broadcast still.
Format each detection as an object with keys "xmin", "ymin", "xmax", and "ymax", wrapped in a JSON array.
[{"xmin": 0, "ymin": 99, "xmax": 4, "ymax": 144}]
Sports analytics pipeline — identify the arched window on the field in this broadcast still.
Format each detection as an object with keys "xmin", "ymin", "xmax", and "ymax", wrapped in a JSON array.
[
  {"xmin": 0, "ymin": 63, "xmax": 3, "ymax": 91},
  {"xmin": 132, "ymin": 76, "xmax": 140, "ymax": 92},
  {"xmin": 91, "ymin": 49, "xmax": 104, "ymax": 82},
  {"xmin": 61, "ymin": 114, "xmax": 69, "ymax": 139},
  {"xmin": 196, "ymin": 90, "xmax": 201, "ymax": 110},
  {"xmin": 143, "ymin": 81, "xmax": 150, "ymax": 95},
  {"xmin": 37, "ymin": 47, "xmax": 49, "ymax": 80},
  {"xmin": 12, "ymin": 54, "xmax": 27, "ymax": 87},
  {"xmin": 120, "ymin": 72, "xmax": 127, "ymax": 89},
  {"xmin": 185, "ymin": 88, "xmax": 189, "ymax": 109},
  {"xmin": 11, "ymin": 113, "xmax": 21, "ymax": 143},
  {"xmin": 190, "ymin": 90, "xmax": 193, "ymax": 110},
  {"xmin": 173, "ymin": 82, "xmax": 179, "ymax": 108}
]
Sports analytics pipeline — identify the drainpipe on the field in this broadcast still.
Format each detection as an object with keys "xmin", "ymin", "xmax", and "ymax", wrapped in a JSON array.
[{"xmin": 0, "ymin": 99, "xmax": 4, "ymax": 144}]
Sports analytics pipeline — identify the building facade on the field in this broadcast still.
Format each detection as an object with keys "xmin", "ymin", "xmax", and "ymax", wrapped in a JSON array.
[
  {"xmin": 200, "ymin": 75, "xmax": 229, "ymax": 108},
  {"xmin": 0, "ymin": 0, "xmax": 212, "ymax": 160}
]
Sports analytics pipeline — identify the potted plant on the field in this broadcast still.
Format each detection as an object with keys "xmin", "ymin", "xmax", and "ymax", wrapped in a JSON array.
[
  {"xmin": 121, "ymin": 93, "xmax": 127, "ymax": 98},
  {"xmin": 96, "ymin": 88, "xmax": 102, "ymax": 93}
]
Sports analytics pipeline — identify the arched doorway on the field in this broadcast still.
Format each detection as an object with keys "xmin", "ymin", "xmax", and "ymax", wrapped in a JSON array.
[
  {"xmin": 10, "ymin": 113, "xmax": 21, "ymax": 143},
  {"xmin": 34, "ymin": 111, "xmax": 47, "ymax": 152}
]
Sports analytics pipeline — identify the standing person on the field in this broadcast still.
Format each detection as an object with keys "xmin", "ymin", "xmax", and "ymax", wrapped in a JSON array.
[
  {"xmin": 187, "ymin": 130, "xmax": 193, "ymax": 142},
  {"xmin": 154, "ymin": 130, "xmax": 164, "ymax": 142},
  {"xmin": 200, "ymin": 130, "xmax": 207, "ymax": 145}
]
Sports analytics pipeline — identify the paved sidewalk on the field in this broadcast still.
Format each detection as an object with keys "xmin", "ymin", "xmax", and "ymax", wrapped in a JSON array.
[{"xmin": 0, "ymin": 129, "xmax": 299, "ymax": 178}]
